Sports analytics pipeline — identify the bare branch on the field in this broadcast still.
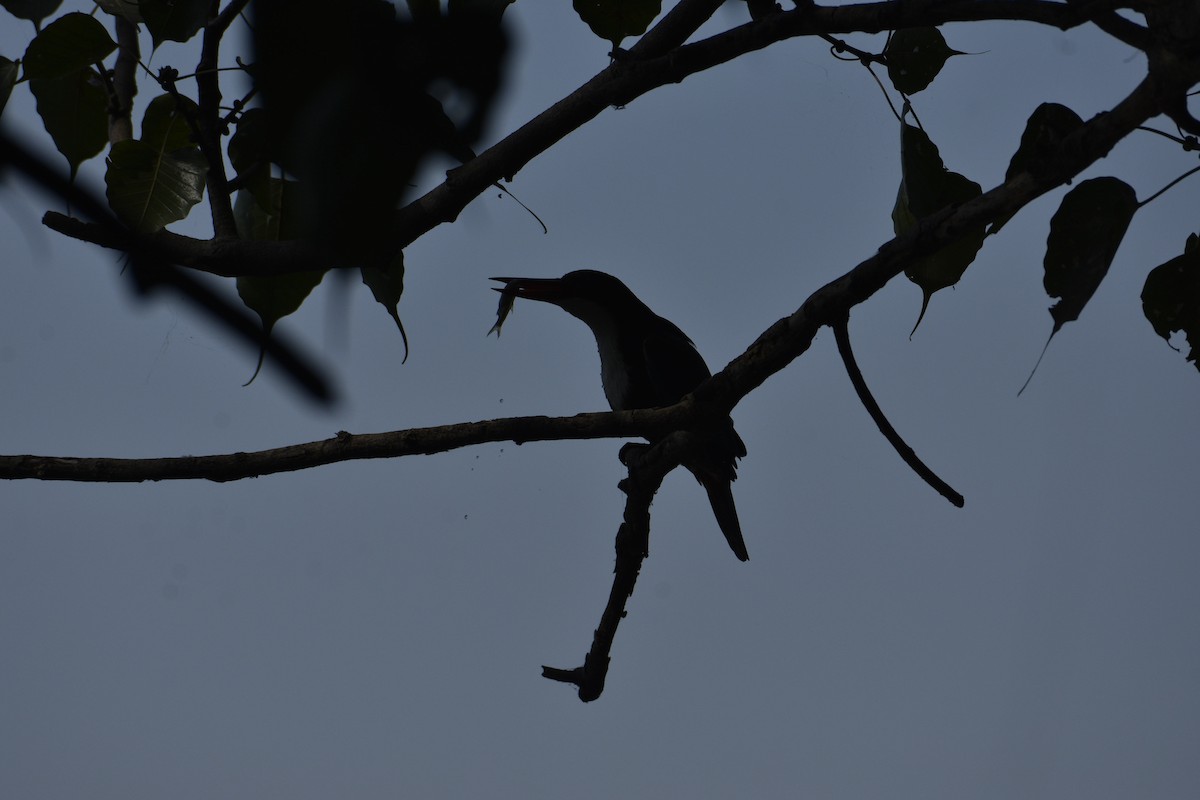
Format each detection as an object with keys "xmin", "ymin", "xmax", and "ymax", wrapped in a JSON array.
[
  {"xmin": 0, "ymin": 409, "xmax": 688, "ymax": 482},
  {"xmin": 833, "ymin": 315, "xmax": 965, "ymax": 508},
  {"xmin": 197, "ymin": 0, "xmax": 238, "ymax": 238},
  {"xmin": 108, "ymin": 16, "xmax": 140, "ymax": 143},
  {"xmin": 543, "ymin": 434, "xmax": 702, "ymax": 702}
]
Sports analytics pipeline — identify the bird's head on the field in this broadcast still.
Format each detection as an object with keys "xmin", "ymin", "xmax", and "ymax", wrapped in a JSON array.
[{"xmin": 489, "ymin": 270, "xmax": 648, "ymax": 335}]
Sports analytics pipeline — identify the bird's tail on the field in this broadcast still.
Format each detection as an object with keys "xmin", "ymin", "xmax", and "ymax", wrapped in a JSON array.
[{"xmin": 702, "ymin": 478, "xmax": 749, "ymax": 562}]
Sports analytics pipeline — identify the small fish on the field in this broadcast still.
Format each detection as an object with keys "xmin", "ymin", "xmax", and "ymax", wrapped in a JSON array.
[{"xmin": 488, "ymin": 278, "xmax": 520, "ymax": 336}]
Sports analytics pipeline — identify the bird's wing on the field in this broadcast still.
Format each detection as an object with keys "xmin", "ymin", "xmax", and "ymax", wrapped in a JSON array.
[{"xmin": 640, "ymin": 318, "xmax": 712, "ymax": 406}]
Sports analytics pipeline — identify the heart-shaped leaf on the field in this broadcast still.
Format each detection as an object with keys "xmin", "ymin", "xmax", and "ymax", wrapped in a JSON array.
[
  {"xmin": 105, "ymin": 141, "xmax": 207, "ymax": 232},
  {"xmin": 361, "ymin": 251, "xmax": 410, "ymax": 362},
  {"xmin": 1, "ymin": 0, "xmax": 62, "ymax": 25},
  {"xmin": 892, "ymin": 121, "xmax": 985, "ymax": 333},
  {"xmin": 29, "ymin": 67, "xmax": 108, "ymax": 174},
  {"xmin": 22, "ymin": 12, "xmax": 115, "ymax": 81},
  {"xmin": 572, "ymin": 0, "xmax": 661, "ymax": 47},
  {"xmin": 141, "ymin": 0, "xmax": 210, "ymax": 48},
  {"xmin": 885, "ymin": 27, "xmax": 964, "ymax": 95}
]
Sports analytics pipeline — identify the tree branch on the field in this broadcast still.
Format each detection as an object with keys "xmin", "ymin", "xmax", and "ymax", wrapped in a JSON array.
[
  {"xmin": 0, "ymin": 409, "xmax": 688, "ymax": 482},
  {"xmin": 7, "ymin": 68, "xmax": 1179, "ymax": 482},
  {"xmin": 108, "ymin": 16, "xmax": 140, "ymax": 143},
  {"xmin": 196, "ymin": 0, "xmax": 238, "ymax": 238},
  {"xmin": 833, "ymin": 315, "xmax": 965, "ymax": 508},
  {"xmin": 39, "ymin": 0, "xmax": 1132, "ymax": 278},
  {"xmin": 542, "ymin": 434, "xmax": 700, "ymax": 702}
]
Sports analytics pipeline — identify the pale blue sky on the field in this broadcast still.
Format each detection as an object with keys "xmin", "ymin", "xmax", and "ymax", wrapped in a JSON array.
[{"xmin": 1, "ymin": 3, "xmax": 1197, "ymax": 798}]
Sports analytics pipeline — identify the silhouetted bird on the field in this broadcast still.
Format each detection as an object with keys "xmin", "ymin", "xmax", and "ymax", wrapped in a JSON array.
[{"xmin": 492, "ymin": 270, "xmax": 749, "ymax": 561}]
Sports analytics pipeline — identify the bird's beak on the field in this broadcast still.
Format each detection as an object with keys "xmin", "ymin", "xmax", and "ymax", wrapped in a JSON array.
[{"xmin": 490, "ymin": 276, "xmax": 569, "ymax": 304}]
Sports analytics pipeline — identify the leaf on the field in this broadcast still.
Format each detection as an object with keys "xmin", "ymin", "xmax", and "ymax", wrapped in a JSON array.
[
  {"xmin": 141, "ymin": 0, "xmax": 210, "ymax": 48},
  {"xmin": 361, "ymin": 251, "xmax": 410, "ymax": 362},
  {"xmin": 1141, "ymin": 233, "xmax": 1200, "ymax": 372},
  {"xmin": 892, "ymin": 121, "xmax": 985, "ymax": 334},
  {"xmin": 405, "ymin": 0, "xmax": 440, "ymax": 21},
  {"xmin": 991, "ymin": 102, "xmax": 1083, "ymax": 234},
  {"xmin": 22, "ymin": 12, "xmax": 116, "ymax": 81},
  {"xmin": 234, "ymin": 181, "xmax": 329, "ymax": 385},
  {"xmin": 0, "ymin": 56, "xmax": 18, "ymax": 117},
  {"xmin": 95, "ymin": 0, "xmax": 143, "ymax": 23},
  {"xmin": 572, "ymin": 0, "xmax": 661, "ymax": 47},
  {"xmin": 1044, "ymin": 177, "xmax": 1138, "ymax": 332},
  {"xmin": 253, "ymin": 0, "xmax": 508, "ymax": 260},
  {"xmin": 450, "ymin": 0, "xmax": 515, "ymax": 21},
  {"xmin": 884, "ymin": 27, "xmax": 964, "ymax": 95},
  {"xmin": 141, "ymin": 93, "xmax": 198, "ymax": 151},
  {"xmin": 29, "ymin": 67, "xmax": 108, "ymax": 174},
  {"xmin": 1019, "ymin": 177, "xmax": 1139, "ymax": 394},
  {"xmin": 105, "ymin": 140, "xmax": 208, "ymax": 232},
  {"xmin": 0, "ymin": 0, "xmax": 61, "ymax": 25}
]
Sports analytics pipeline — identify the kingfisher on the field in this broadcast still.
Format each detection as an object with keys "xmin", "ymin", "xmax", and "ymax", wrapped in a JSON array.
[{"xmin": 491, "ymin": 270, "xmax": 749, "ymax": 561}]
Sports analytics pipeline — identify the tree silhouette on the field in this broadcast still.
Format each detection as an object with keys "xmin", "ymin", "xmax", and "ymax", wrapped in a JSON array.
[{"xmin": 1, "ymin": 0, "xmax": 1197, "ymax": 701}]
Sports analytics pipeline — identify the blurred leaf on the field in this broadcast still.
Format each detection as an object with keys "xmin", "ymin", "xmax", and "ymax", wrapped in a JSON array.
[
  {"xmin": 992, "ymin": 102, "xmax": 1083, "ymax": 233},
  {"xmin": 22, "ymin": 12, "xmax": 116, "ymax": 81},
  {"xmin": 29, "ymin": 67, "xmax": 108, "ymax": 174},
  {"xmin": 884, "ymin": 27, "xmax": 964, "ymax": 95},
  {"xmin": 406, "ymin": 0, "xmax": 440, "ymax": 20},
  {"xmin": 95, "ymin": 0, "xmax": 143, "ymax": 23},
  {"xmin": 450, "ymin": 0, "xmax": 515, "ymax": 21},
  {"xmin": 105, "ymin": 141, "xmax": 207, "ymax": 232},
  {"xmin": 361, "ymin": 251, "xmax": 410, "ymax": 362},
  {"xmin": 892, "ymin": 121, "xmax": 985, "ymax": 334},
  {"xmin": 0, "ymin": 0, "xmax": 61, "ymax": 25},
  {"xmin": 253, "ymin": 0, "xmax": 508, "ymax": 261},
  {"xmin": 141, "ymin": 0, "xmax": 210, "ymax": 48},
  {"xmin": 1044, "ymin": 177, "xmax": 1138, "ymax": 333},
  {"xmin": 1141, "ymin": 233, "xmax": 1200, "ymax": 372},
  {"xmin": 572, "ymin": 0, "xmax": 661, "ymax": 47},
  {"xmin": 0, "ymin": 56, "xmax": 17, "ymax": 117},
  {"xmin": 234, "ymin": 180, "xmax": 329, "ymax": 385},
  {"xmin": 227, "ymin": 106, "xmax": 272, "ymax": 206}
]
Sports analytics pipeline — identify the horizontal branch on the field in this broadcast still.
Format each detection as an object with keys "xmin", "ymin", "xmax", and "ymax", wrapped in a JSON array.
[{"xmin": 0, "ymin": 407, "xmax": 692, "ymax": 482}]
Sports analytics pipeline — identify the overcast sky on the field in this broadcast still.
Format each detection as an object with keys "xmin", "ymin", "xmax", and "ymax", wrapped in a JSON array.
[{"xmin": 2, "ymin": 3, "xmax": 1197, "ymax": 799}]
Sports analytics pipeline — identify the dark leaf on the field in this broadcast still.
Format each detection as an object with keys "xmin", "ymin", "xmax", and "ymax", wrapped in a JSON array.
[
  {"xmin": 0, "ymin": 56, "xmax": 17, "ymax": 117},
  {"xmin": 892, "ymin": 121, "xmax": 985, "ymax": 333},
  {"xmin": 0, "ymin": 0, "xmax": 61, "ymax": 25},
  {"xmin": 22, "ymin": 12, "xmax": 116, "ymax": 81},
  {"xmin": 234, "ymin": 181, "xmax": 329, "ymax": 385},
  {"xmin": 141, "ymin": 92, "xmax": 199, "ymax": 151},
  {"xmin": 449, "ymin": 0, "xmax": 515, "ymax": 21},
  {"xmin": 361, "ymin": 251, "xmax": 410, "ymax": 362},
  {"xmin": 1142, "ymin": 233, "xmax": 1200, "ymax": 372},
  {"xmin": 96, "ymin": 0, "xmax": 143, "ymax": 23},
  {"xmin": 572, "ymin": 0, "xmax": 661, "ymax": 47},
  {"xmin": 1044, "ymin": 177, "xmax": 1138, "ymax": 332},
  {"xmin": 105, "ymin": 140, "xmax": 207, "ymax": 232},
  {"xmin": 992, "ymin": 102, "xmax": 1083, "ymax": 233},
  {"xmin": 884, "ymin": 27, "xmax": 964, "ymax": 96},
  {"xmin": 405, "ymin": 0, "xmax": 440, "ymax": 20},
  {"xmin": 141, "ymin": 0, "xmax": 210, "ymax": 48},
  {"xmin": 29, "ymin": 67, "xmax": 108, "ymax": 174},
  {"xmin": 253, "ymin": 0, "xmax": 508, "ymax": 261}
]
